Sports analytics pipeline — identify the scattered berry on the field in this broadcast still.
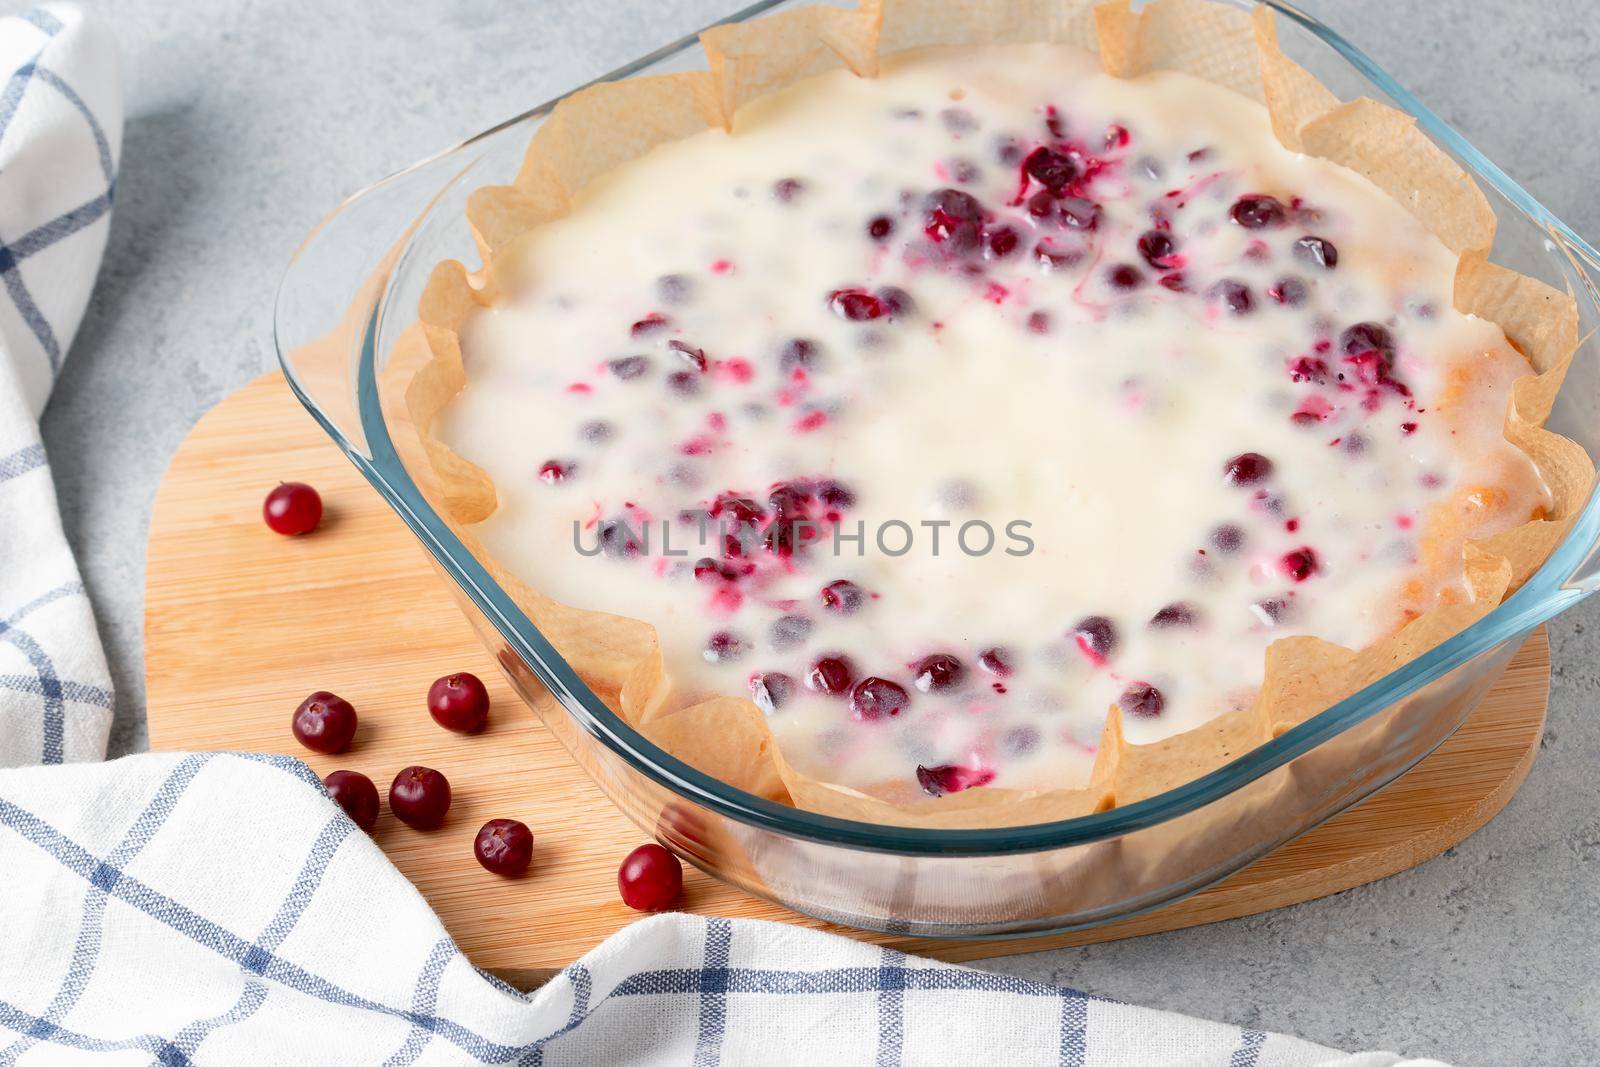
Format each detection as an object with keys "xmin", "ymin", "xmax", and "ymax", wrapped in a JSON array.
[
  {"xmin": 474, "ymin": 819, "xmax": 534, "ymax": 877},
  {"xmin": 389, "ymin": 766, "xmax": 452, "ymax": 830},
  {"xmin": 323, "ymin": 770, "xmax": 379, "ymax": 831},
  {"xmin": 263, "ymin": 482, "xmax": 323, "ymax": 536},
  {"xmin": 618, "ymin": 843, "xmax": 683, "ymax": 911},
  {"xmin": 428, "ymin": 672, "xmax": 490, "ymax": 734},
  {"xmin": 292, "ymin": 691, "xmax": 357, "ymax": 754}
]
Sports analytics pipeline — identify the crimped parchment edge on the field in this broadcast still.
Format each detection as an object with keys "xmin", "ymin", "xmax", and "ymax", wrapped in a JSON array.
[{"xmin": 398, "ymin": 0, "xmax": 1592, "ymax": 829}]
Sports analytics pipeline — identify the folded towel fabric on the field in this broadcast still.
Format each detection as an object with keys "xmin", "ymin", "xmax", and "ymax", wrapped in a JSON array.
[{"xmin": 0, "ymin": 2, "xmax": 118, "ymax": 767}]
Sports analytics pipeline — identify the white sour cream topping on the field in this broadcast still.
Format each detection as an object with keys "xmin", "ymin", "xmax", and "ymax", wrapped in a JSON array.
[{"xmin": 441, "ymin": 45, "xmax": 1545, "ymax": 801}]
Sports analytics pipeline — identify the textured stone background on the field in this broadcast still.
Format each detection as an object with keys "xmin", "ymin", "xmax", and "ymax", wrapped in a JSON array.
[{"xmin": 13, "ymin": 0, "xmax": 1598, "ymax": 1061}]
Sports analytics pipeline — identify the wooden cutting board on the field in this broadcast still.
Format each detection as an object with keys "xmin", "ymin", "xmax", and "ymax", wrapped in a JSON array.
[{"xmin": 145, "ymin": 372, "xmax": 1550, "ymax": 988}]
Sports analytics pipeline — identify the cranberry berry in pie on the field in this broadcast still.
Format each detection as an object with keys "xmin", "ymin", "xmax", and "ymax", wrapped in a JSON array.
[{"xmin": 419, "ymin": 24, "xmax": 1574, "ymax": 820}]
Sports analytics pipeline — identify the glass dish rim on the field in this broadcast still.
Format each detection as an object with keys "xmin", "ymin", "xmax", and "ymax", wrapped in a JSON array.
[{"xmin": 279, "ymin": 0, "xmax": 1600, "ymax": 857}]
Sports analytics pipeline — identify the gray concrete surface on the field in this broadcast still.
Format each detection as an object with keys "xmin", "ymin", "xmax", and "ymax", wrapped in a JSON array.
[{"xmin": 16, "ymin": 0, "xmax": 1599, "ymax": 1061}]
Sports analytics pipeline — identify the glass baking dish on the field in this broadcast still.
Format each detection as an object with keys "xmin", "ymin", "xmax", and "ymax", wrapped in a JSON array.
[{"xmin": 274, "ymin": 0, "xmax": 1600, "ymax": 937}]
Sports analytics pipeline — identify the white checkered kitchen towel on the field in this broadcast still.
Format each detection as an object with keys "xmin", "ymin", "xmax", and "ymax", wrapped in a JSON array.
[
  {"xmin": 0, "ymin": 7, "xmax": 1446, "ymax": 1065},
  {"xmin": 0, "ymin": 2, "xmax": 116, "ymax": 767}
]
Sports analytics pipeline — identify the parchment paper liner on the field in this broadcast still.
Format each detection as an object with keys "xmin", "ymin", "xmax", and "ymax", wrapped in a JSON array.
[{"xmin": 400, "ymin": 0, "xmax": 1593, "ymax": 831}]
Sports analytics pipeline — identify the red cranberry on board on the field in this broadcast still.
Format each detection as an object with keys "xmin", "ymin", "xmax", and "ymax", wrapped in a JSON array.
[
  {"xmin": 323, "ymin": 770, "xmax": 379, "ymax": 831},
  {"xmin": 427, "ymin": 672, "xmax": 490, "ymax": 734},
  {"xmin": 618, "ymin": 843, "xmax": 684, "ymax": 911},
  {"xmin": 389, "ymin": 766, "xmax": 452, "ymax": 830},
  {"xmin": 291, "ymin": 691, "xmax": 357, "ymax": 754},
  {"xmin": 263, "ymin": 482, "xmax": 322, "ymax": 536},
  {"xmin": 474, "ymin": 819, "xmax": 534, "ymax": 877}
]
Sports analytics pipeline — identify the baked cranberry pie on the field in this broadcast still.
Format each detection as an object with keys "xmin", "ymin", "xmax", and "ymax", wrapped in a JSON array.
[{"xmin": 407, "ymin": 2, "xmax": 1584, "ymax": 825}]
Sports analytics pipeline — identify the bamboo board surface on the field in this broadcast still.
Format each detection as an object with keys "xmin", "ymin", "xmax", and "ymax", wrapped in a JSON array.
[{"xmin": 145, "ymin": 372, "xmax": 1550, "ymax": 987}]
